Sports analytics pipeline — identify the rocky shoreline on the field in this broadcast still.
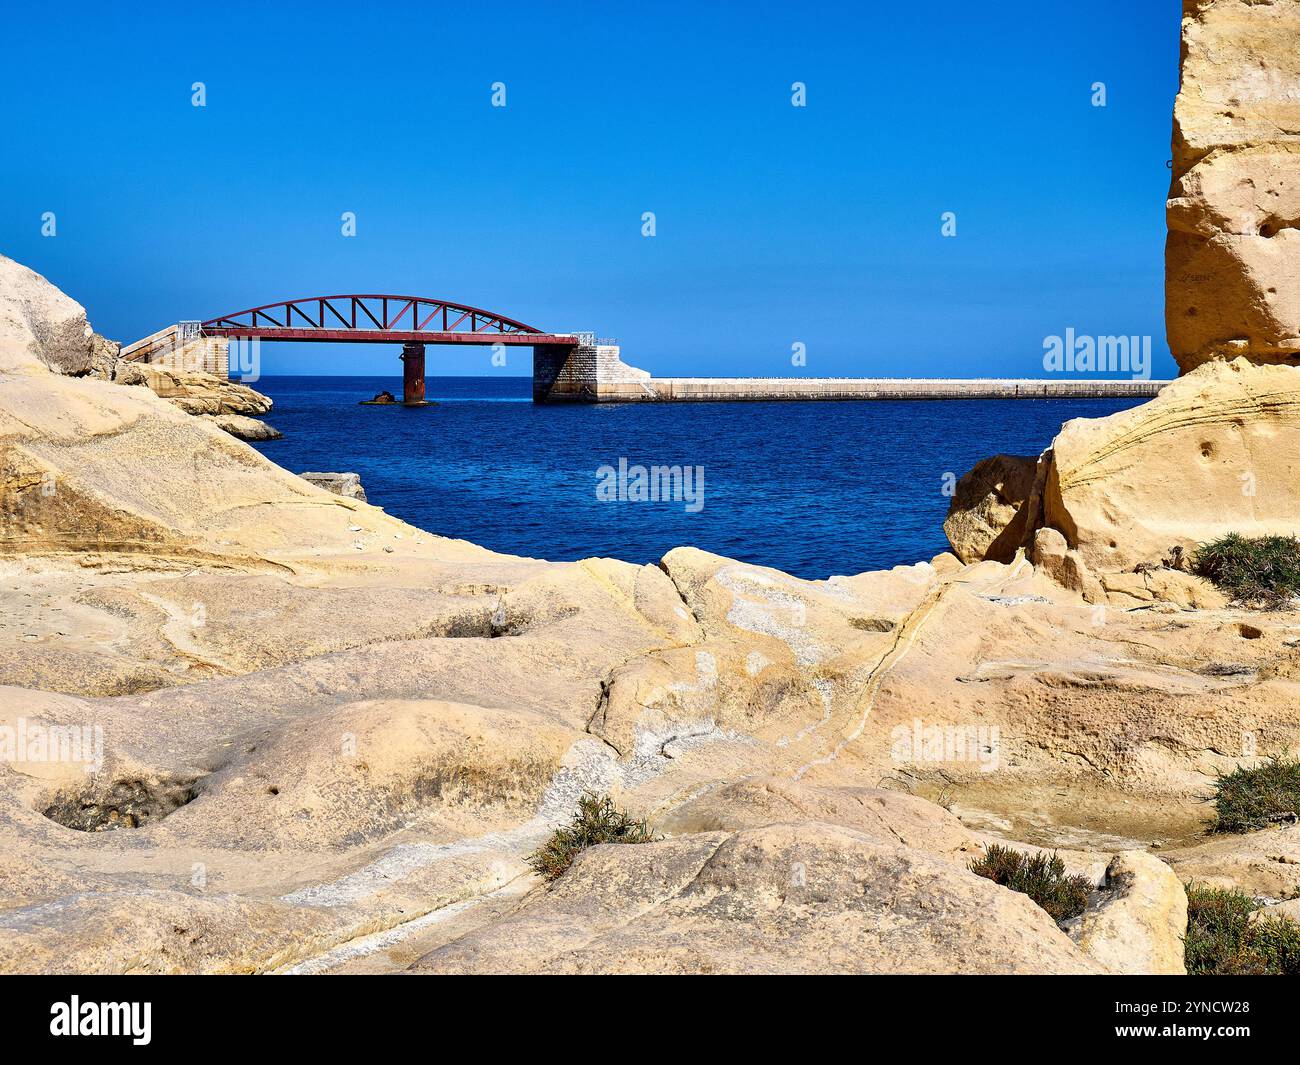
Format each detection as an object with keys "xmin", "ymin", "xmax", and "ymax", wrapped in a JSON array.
[
  {"xmin": 3, "ymin": 0, "xmax": 1300, "ymax": 975},
  {"xmin": 2, "ymin": 245, "xmax": 1298, "ymax": 974},
  {"xmin": 75, "ymin": 340, "xmax": 283, "ymax": 442}
]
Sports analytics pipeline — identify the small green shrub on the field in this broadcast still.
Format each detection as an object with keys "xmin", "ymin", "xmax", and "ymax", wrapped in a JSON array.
[
  {"xmin": 1184, "ymin": 883, "xmax": 1300, "ymax": 975},
  {"xmin": 969, "ymin": 844, "xmax": 1092, "ymax": 925},
  {"xmin": 528, "ymin": 793, "xmax": 656, "ymax": 881},
  {"xmin": 1192, "ymin": 533, "xmax": 1300, "ymax": 607},
  {"xmin": 1211, "ymin": 755, "xmax": 1300, "ymax": 833}
]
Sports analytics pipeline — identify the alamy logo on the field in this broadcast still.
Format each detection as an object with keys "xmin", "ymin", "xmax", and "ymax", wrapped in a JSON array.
[
  {"xmin": 1042, "ymin": 328, "xmax": 1151, "ymax": 380},
  {"xmin": 0, "ymin": 718, "xmax": 103, "ymax": 773},
  {"xmin": 50, "ymin": 997, "xmax": 151, "ymax": 1045},
  {"xmin": 595, "ymin": 458, "xmax": 705, "ymax": 513},
  {"xmin": 891, "ymin": 719, "xmax": 1001, "ymax": 773},
  {"xmin": 229, "ymin": 337, "xmax": 261, "ymax": 383}
]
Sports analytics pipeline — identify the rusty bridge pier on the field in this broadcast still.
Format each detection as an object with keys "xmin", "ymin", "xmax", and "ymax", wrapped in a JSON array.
[{"xmin": 400, "ymin": 342, "xmax": 427, "ymax": 406}]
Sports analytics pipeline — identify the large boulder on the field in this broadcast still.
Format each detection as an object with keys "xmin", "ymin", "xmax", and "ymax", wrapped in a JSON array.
[
  {"xmin": 0, "ymin": 254, "xmax": 96, "ymax": 376},
  {"xmin": 1067, "ymin": 850, "xmax": 1188, "ymax": 976},
  {"xmin": 1167, "ymin": 0, "xmax": 1300, "ymax": 372},
  {"xmin": 1040, "ymin": 359, "xmax": 1300, "ymax": 572},
  {"xmin": 943, "ymin": 454, "xmax": 1037, "ymax": 563}
]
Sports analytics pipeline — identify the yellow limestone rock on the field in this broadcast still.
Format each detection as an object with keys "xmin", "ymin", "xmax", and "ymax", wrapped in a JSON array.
[
  {"xmin": 414, "ymin": 822, "xmax": 1104, "ymax": 975},
  {"xmin": 943, "ymin": 454, "xmax": 1037, "ymax": 563},
  {"xmin": 0, "ymin": 253, "xmax": 96, "ymax": 376},
  {"xmin": 1069, "ymin": 850, "xmax": 1189, "ymax": 976},
  {"xmin": 116, "ymin": 363, "xmax": 273, "ymax": 417},
  {"xmin": 1167, "ymin": 0, "xmax": 1300, "ymax": 371},
  {"xmin": 1031, "ymin": 526, "xmax": 1102, "ymax": 601},
  {"xmin": 2, "ymin": 252, "xmax": 1299, "ymax": 976},
  {"xmin": 1042, "ymin": 359, "xmax": 1300, "ymax": 572}
]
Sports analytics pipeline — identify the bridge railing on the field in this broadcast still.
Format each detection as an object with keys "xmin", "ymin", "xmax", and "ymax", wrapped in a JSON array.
[{"xmin": 120, "ymin": 323, "xmax": 181, "ymax": 361}]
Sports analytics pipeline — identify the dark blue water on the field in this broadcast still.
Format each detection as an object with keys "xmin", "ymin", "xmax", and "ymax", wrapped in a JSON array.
[{"xmin": 249, "ymin": 376, "xmax": 1142, "ymax": 579}]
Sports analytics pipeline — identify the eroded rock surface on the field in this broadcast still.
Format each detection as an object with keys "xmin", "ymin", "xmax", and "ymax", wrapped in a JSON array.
[
  {"xmin": 0, "ymin": 257, "xmax": 1294, "ymax": 975},
  {"xmin": 200, "ymin": 414, "xmax": 283, "ymax": 441},
  {"xmin": 415, "ymin": 820, "xmax": 1103, "ymax": 975},
  {"xmin": 1040, "ymin": 359, "xmax": 1300, "ymax": 572},
  {"xmin": 943, "ymin": 454, "xmax": 1036, "ymax": 563},
  {"xmin": 1067, "ymin": 850, "xmax": 1189, "ymax": 976},
  {"xmin": 1167, "ymin": 0, "xmax": 1300, "ymax": 372},
  {"xmin": 116, "ymin": 363, "xmax": 273, "ymax": 418},
  {"xmin": 300, "ymin": 472, "xmax": 366, "ymax": 501}
]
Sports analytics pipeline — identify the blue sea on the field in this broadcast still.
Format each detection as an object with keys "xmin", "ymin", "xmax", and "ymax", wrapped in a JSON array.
[{"xmin": 249, "ymin": 376, "xmax": 1142, "ymax": 579}]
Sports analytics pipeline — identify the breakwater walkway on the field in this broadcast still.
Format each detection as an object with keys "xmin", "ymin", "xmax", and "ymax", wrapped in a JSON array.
[
  {"xmin": 589, "ymin": 377, "xmax": 1167, "ymax": 402},
  {"xmin": 531, "ymin": 341, "xmax": 1167, "ymax": 402}
]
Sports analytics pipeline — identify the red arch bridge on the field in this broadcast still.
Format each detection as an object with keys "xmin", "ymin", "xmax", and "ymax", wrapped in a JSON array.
[{"xmin": 120, "ymin": 294, "xmax": 608, "ymax": 405}]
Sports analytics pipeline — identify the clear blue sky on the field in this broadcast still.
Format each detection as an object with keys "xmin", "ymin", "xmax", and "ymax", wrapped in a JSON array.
[{"xmin": 0, "ymin": 1, "xmax": 1181, "ymax": 378}]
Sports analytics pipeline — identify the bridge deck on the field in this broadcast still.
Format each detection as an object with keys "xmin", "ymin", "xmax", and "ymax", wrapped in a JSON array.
[{"xmin": 201, "ymin": 327, "xmax": 576, "ymax": 345}]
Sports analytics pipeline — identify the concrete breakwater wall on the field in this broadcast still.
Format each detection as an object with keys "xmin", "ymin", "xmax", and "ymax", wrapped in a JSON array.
[
  {"xmin": 549, "ymin": 375, "xmax": 1169, "ymax": 403},
  {"xmin": 531, "ymin": 342, "xmax": 1167, "ymax": 402}
]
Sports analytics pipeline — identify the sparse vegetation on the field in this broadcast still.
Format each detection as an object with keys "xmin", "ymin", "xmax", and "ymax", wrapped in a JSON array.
[
  {"xmin": 528, "ymin": 793, "xmax": 657, "ymax": 881},
  {"xmin": 1192, "ymin": 533, "xmax": 1300, "ymax": 608},
  {"xmin": 969, "ymin": 844, "xmax": 1092, "ymax": 925},
  {"xmin": 1210, "ymin": 755, "xmax": 1300, "ymax": 833},
  {"xmin": 1184, "ymin": 884, "xmax": 1300, "ymax": 975}
]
